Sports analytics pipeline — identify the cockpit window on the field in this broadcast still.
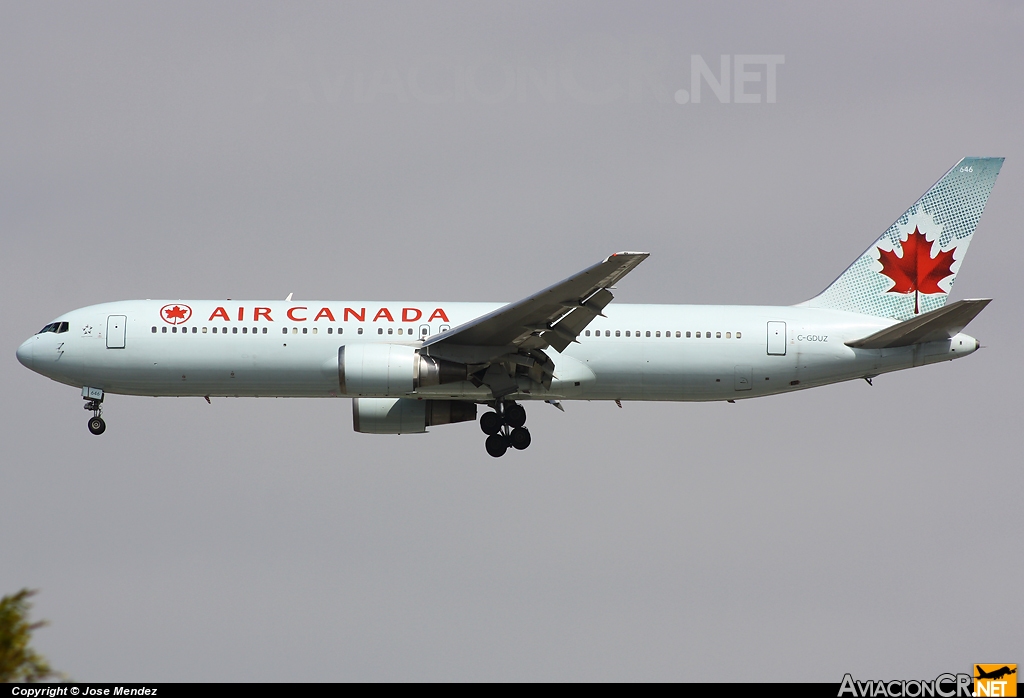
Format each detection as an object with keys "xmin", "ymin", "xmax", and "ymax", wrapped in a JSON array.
[
  {"xmin": 37, "ymin": 321, "xmax": 70, "ymax": 334},
  {"xmin": 37, "ymin": 319, "xmax": 70, "ymax": 333}
]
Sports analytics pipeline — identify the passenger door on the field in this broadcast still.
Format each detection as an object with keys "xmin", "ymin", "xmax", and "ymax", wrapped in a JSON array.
[
  {"xmin": 106, "ymin": 315, "xmax": 126, "ymax": 349},
  {"xmin": 767, "ymin": 321, "xmax": 786, "ymax": 356}
]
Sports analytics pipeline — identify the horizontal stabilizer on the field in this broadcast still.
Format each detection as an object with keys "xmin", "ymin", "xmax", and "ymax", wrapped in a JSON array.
[{"xmin": 846, "ymin": 299, "xmax": 990, "ymax": 349}]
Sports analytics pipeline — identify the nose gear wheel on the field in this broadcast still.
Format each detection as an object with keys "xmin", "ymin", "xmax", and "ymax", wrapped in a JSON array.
[{"xmin": 83, "ymin": 392, "xmax": 106, "ymax": 436}]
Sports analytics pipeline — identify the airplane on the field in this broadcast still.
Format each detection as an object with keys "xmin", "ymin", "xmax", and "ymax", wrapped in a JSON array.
[
  {"xmin": 16, "ymin": 157, "xmax": 1003, "ymax": 457},
  {"xmin": 975, "ymin": 666, "xmax": 1016, "ymax": 681}
]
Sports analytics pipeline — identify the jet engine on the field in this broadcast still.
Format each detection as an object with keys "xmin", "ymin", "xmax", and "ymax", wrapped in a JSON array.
[
  {"xmin": 352, "ymin": 397, "xmax": 478, "ymax": 434},
  {"xmin": 338, "ymin": 344, "xmax": 467, "ymax": 396}
]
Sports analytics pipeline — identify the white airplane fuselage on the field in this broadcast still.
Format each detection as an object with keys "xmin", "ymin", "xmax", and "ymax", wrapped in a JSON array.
[{"xmin": 17, "ymin": 299, "xmax": 978, "ymax": 403}]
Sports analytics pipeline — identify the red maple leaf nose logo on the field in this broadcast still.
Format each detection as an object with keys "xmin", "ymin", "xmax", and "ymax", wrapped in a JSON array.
[
  {"xmin": 877, "ymin": 226, "xmax": 956, "ymax": 314},
  {"xmin": 160, "ymin": 304, "xmax": 192, "ymax": 325}
]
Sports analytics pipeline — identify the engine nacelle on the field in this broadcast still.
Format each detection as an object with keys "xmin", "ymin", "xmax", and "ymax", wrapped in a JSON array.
[
  {"xmin": 352, "ymin": 397, "xmax": 478, "ymax": 434},
  {"xmin": 338, "ymin": 344, "xmax": 466, "ymax": 397}
]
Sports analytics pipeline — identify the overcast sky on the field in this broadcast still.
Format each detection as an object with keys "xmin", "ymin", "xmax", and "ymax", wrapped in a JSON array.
[{"xmin": 2, "ymin": 1, "xmax": 1021, "ymax": 682}]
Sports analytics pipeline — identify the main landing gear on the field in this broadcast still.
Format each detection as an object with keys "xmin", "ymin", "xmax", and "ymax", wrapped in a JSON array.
[
  {"xmin": 83, "ymin": 387, "xmax": 106, "ymax": 435},
  {"xmin": 480, "ymin": 401, "xmax": 531, "ymax": 457}
]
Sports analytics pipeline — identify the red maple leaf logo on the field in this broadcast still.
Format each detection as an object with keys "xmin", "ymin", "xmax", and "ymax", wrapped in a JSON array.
[
  {"xmin": 877, "ymin": 226, "xmax": 956, "ymax": 314},
  {"xmin": 160, "ymin": 304, "xmax": 192, "ymax": 325}
]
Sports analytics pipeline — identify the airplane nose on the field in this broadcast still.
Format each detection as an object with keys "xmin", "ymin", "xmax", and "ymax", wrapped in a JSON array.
[{"xmin": 16, "ymin": 338, "xmax": 35, "ymax": 369}]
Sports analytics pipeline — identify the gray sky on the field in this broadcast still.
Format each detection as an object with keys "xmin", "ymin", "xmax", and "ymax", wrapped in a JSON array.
[{"xmin": 2, "ymin": 0, "xmax": 1021, "ymax": 681}]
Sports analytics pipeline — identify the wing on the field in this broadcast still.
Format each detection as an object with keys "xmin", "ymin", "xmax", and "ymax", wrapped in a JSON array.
[
  {"xmin": 420, "ymin": 251, "xmax": 649, "ymax": 397},
  {"xmin": 424, "ymin": 251, "xmax": 648, "ymax": 354}
]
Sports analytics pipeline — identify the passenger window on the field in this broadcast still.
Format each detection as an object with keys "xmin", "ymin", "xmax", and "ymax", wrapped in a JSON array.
[
  {"xmin": 625, "ymin": 331, "xmax": 630, "ymax": 337},
  {"xmin": 378, "ymin": 328, "xmax": 383, "ymax": 335},
  {"xmin": 684, "ymin": 331, "xmax": 689, "ymax": 338},
  {"xmin": 695, "ymin": 332, "xmax": 700, "ymax": 338},
  {"xmin": 358, "ymin": 327, "xmax": 364, "ymax": 335},
  {"xmin": 302, "ymin": 328, "xmax": 308, "ymax": 334},
  {"xmin": 388, "ymin": 328, "xmax": 393, "ymax": 335},
  {"xmin": 292, "ymin": 328, "xmax": 297, "ymax": 335},
  {"xmin": 706, "ymin": 331, "xmax": 711, "ymax": 338},
  {"xmin": 736, "ymin": 331, "xmax": 742, "ymax": 339},
  {"xmin": 202, "ymin": 327, "xmax": 208, "ymax": 333},
  {"xmin": 242, "ymin": 327, "xmax": 247, "ymax": 334},
  {"xmin": 726, "ymin": 332, "xmax": 731, "ymax": 338},
  {"xmin": 716, "ymin": 332, "xmax": 721, "ymax": 338},
  {"xmin": 193, "ymin": 327, "xmax": 197, "ymax": 333},
  {"xmin": 328, "ymin": 328, "xmax": 333, "ymax": 334},
  {"xmin": 655, "ymin": 331, "xmax": 660, "ymax": 338},
  {"xmin": 232, "ymin": 327, "xmax": 238, "ymax": 334},
  {"xmin": 162, "ymin": 327, "xmax": 167, "ymax": 333},
  {"xmin": 172, "ymin": 326, "xmax": 178, "ymax": 333},
  {"xmin": 282, "ymin": 328, "xmax": 288, "ymax": 334},
  {"xmin": 151, "ymin": 326, "xmax": 156, "ymax": 333},
  {"xmin": 615, "ymin": 330, "xmax": 620, "ymax": 337},
  {"xmin": 262, "ymin": 328, "xmax": 267, "ymax": 334},
  {"xmin": 312, "ymin": 328, "xmax": 317, "ymax": 335},
  {"xmin": 339, "ymin": 328, "xmax": 343, "ymax": 334}
]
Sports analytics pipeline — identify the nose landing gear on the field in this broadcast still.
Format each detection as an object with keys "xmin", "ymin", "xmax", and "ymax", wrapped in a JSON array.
[
  {"xmin": 480, "ymin": 401, "xmax": 530, "ymax": 457},
  {"xmin": 82, "ymin": 387, "xmax": 106, "ymax": 435}
]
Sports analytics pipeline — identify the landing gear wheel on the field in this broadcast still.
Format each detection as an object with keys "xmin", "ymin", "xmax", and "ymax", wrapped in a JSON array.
[
  {"xmin": 509, "ymin": 427, "xmax": 531, "ymax": 450},
  {"xmin": 505, "ymin": 403, "xmax": 527, "ymax": 429},
  {"xmin": 480, "ymin": 411, "xmax": 502, "ymax": 436},
  {"xmin": 88, "ymin": 416, "xmax": 106, "ymax": 435},
  {"xmin": 485, "ymin": 434, "xmax": 509, "ymax": 458}
]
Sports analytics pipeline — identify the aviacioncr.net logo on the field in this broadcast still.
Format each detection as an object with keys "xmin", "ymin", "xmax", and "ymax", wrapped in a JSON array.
[
  {"xmin": 839, "ymin": 673, "xmax": 973, "ymax": 698},
  {"xmin": 974, "ymin": 665, "xmax": 1017, "ymax": 697}
]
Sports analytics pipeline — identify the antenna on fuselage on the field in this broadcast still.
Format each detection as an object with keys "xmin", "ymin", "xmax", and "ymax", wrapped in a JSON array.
[{"xmin": 285, "ymin": 293, "xmax": 293, "ymax": 301}]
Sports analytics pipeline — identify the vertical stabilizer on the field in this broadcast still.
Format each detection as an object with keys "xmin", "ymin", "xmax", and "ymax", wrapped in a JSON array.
[{"xmin": 801, "ymin": 157, "xmax": 1003, "ymax": 319}]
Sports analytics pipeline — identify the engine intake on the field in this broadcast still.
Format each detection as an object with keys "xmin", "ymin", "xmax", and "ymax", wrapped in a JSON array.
[
  {"xmin": 352, "ymin": 398, "xmax": 477, "ymax": 434},
  {"xmin": 339, "ymin": 344, "xmax": 467, "ymax": 396}
]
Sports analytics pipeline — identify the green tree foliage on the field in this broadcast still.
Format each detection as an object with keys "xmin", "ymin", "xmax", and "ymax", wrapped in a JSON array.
[{"xmin": 0, "ymin": 589, "xmax": 59, "ymax": 682}]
